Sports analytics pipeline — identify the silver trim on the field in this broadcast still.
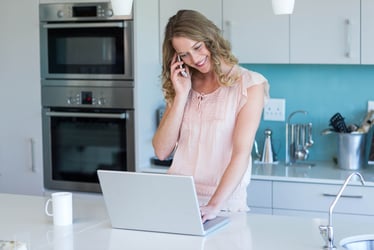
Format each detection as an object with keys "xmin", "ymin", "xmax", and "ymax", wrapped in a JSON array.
[
  {"xmin": 322, "ymin": 193, "xmax": 363, "ymax": 199},
  {"xmin": 30, "ymin": 138, "xmax": 36, "ymax": 173},
  {"xmin": 39, "ymin": 19, "xmax": 133, "ymax": 81},
  {"xmin": 46, "ymin": 111, "xmax": 128, "ymax": 119},
  {"xmin": 43, "ymin": 22, "xmax": 124, "ymax": 29},
  {"xmin": 42, "ymin": 108, "xmax": 135, "ymax": 193}
]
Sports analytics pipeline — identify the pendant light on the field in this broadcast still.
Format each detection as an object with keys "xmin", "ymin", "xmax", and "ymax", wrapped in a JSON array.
[
  {"xmin": 110, "ymin": 0, "xmax": 134, "ymax": 16},
  {"xmin": 272, "ymin": 0, "xmax": 295, "ymax": 15}
]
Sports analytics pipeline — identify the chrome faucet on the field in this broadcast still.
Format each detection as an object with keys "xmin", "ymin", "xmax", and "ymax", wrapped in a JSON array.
[{"xmin": 319, "ymin": 172, "xmax": 366, "ymax": 249}]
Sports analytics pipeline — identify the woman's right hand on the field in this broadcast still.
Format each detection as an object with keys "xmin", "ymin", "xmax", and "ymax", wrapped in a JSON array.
[{"xmin": 170, "ymin": 54, "xmax": 191, "ymax": 99}]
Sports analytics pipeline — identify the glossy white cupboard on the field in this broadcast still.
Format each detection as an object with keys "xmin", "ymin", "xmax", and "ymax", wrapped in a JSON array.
[
  {"xmin": 247, "ymin": 180, "xmax": 272, "ymax": 214},
  {"xmin": 248, "ymin": 172, "xmax": 374, "ymax": 222},
  {"xmin": 0, "ymin": 0, "xmax": 43, "ymax": 195},
  {"xmin": 158, "ymin": 0, "xmax": 289, "ymax": 64},
  {"xmin": 290, "ymin": 0, "xmax": 360, "ymax": 64},
  {"xmin": 223, "ymin": 0, "xmax": 290, "ymax": 64},
  {"xmin": 361, "ymin": 0, "xmax": 374, "ymax": 64},
  {"xmin": 159, "ymin": 0, "xmax": 374, "ymax": 65}
]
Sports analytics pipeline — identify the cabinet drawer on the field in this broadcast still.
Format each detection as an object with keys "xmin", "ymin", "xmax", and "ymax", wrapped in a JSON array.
[
  {"xmin": 273, "ymin": 181, "xmax": 374, "ymax": 216},
  {"xmin": 247, "ymin": 180, "xmax": 272, "ymax": 208}
]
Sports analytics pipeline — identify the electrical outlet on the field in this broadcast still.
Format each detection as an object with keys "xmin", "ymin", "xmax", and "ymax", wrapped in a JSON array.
[
  {"xmin": 263, "ymin": 98, "xmax": 286, "ymax": 121},
  {"xmin": 368, "ymin": 101, "xmax": 374, "ymax": 112}
]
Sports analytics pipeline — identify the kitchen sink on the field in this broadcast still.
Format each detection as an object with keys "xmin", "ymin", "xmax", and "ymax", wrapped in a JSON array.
[{"xmin": 340, "ymin": 235, "xmax": 374, "ymax": 250}]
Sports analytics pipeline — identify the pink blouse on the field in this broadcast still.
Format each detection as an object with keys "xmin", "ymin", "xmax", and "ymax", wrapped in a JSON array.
[{"xmin": 168, "ymin": 65, "xmax": 270, "ymax": 211}]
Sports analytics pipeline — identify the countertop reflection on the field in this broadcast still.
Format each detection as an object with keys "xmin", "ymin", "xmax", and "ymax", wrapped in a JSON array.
[{"xmin": 252, "ymin": 161, "xmax": 374, "ymax": 185}]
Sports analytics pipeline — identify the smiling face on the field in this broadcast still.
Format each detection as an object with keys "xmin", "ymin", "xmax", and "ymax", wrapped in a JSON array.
[{"xmin": 172, "ymin": 37, "xmax": 212, "ymax": 74}]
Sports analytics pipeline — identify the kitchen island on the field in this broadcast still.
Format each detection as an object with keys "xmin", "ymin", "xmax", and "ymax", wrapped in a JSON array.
[{"xmin": 1, "ymin": 193, "xmax": 373, "ymax": 250}]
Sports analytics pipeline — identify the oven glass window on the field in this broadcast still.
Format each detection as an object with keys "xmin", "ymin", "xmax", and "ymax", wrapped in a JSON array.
[
  {"xmin": 48, "ymin": 26, "xmax": 124, "ymax": 74},
  {"xmin": 51, "ymin": 114, "xmax": 127, "ymax": 183}
]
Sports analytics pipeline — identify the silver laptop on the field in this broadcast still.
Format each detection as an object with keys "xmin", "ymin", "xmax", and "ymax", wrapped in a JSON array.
[{"xmin": 97, "ymin": 170, "xmax": 229, "ymax": 236}]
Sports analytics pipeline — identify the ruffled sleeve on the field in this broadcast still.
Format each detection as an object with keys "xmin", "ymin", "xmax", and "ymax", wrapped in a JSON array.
[{"xmin": 237, "ymin": 66, "xmax": 270, "ymax": 110}]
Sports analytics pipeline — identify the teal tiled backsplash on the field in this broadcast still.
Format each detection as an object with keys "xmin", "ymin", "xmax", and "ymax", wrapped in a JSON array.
[{"xmin": 243, "ymin": 64, "xmax": 374, "ymax": 162}]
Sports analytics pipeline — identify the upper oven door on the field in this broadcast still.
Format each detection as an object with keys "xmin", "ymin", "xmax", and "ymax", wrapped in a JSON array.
[{"xmin": 40, "ymin": 20, "xmax": 133, "ymax": 81}]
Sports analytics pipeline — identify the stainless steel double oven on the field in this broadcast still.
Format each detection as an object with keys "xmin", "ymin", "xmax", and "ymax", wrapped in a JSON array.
[{"xmin": 40, "ymin": 2, "xmax": 135, "ymax": 192}]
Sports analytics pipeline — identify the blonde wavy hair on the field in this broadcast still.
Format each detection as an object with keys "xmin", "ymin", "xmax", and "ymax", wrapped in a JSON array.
[{"xmin": 161, "ymin": 10, "xmax": 238, "ymax": 103}]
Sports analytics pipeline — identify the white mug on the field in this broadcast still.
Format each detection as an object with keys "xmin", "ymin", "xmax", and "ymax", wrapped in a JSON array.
[{"xmin": 45, "ymin": 192, "xmax": 73, "ymax": 226}]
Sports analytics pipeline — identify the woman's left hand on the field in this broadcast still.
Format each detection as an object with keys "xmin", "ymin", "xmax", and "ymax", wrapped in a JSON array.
[{"xmin": 200, "ymin": 204, "xmax": 220, "ymax": 223}]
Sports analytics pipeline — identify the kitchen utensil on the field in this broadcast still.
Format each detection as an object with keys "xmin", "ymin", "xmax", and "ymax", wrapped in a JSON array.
[
  {"xmin": 321, "ymin": 128, "xmax": 334, "ymax": 135},
  {"xmin": 305, "ymin": 123, "xmax": 314, "ymax": 148},
  {"xmin": 294, "ymin": 124, "xmax": 309, "ymax": 160},
  {"xmin": 357, "ymin": 110, "xmax": 374, "ymax": 133},
  {"xmin": 329, "ymin": 112, "xmax": 348, "ymax": 133},
  {"xmin": 347, "ymin": 123, "xmax": 359, "ymax": 132},
  {"xmin": 261, "ymin": 129, "xmax": 274, "ymax": 163},
  {"xmin": 285, "ymin": 110, "xmax": 313, "ymax": 165}
]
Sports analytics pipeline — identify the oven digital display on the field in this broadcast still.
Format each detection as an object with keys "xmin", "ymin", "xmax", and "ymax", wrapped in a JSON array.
[
  {"xmin": 72, "ymin": 6, "xmax": 97, "ymax": 17},
  {"xmin": 81, "ymin": 91, "xmax": 93, "ymax": 104}
]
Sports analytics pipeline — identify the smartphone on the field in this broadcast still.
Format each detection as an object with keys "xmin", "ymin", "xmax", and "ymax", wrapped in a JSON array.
[{"xmin": 177, "ymin": 55, "xmax": 188, "ymax": 77}]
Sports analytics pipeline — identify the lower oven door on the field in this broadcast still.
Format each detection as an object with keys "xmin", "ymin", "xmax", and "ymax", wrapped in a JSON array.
[{"xmin": 42, "ymin": 108, "xmax": 135, "ymax": 192}]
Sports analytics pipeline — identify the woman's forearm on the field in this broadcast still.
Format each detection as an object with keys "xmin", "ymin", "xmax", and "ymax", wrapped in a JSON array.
[{"xmin": 152, "ymin": 95, "xmax": 188, "ymax": 160}]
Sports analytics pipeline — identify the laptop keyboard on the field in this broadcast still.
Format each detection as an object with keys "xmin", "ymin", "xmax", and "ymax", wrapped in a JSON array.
[{"xmin": 203, "ymin": 216, "xmax": 228, "ymax": 231}]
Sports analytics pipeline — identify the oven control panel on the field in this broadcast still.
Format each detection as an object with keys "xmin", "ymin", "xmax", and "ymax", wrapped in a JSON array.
[
  {"xmin": 42, "ymin": 86, "xmax": 134, "ymax": 109},
  {"xmin": 66, "ymin": 91, "xmax": 107, "ymax": 106},
  {"xmin": 39, "ymin": 3, "xmax": 122, "ymax": 21}
]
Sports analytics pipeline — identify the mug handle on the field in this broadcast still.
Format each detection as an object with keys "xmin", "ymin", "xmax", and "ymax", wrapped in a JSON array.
[{"xmin": 45, "ymin": 198, "xmax": 53, "ymax": 216}]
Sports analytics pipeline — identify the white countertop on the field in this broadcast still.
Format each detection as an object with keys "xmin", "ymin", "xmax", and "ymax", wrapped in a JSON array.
[
  {"xmin": 144, "ymin": 161, "xmax": 374, "ymax": 186},
  {"xmin": 1, "ymin": 193, "xmax": 374, "ymax": 250}
]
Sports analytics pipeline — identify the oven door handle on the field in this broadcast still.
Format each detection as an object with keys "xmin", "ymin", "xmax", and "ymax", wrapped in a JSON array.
[
  {"xmin": 46, "ymin": 111, "xmax": 128, "ymax": 119},
  {"xmin": 42, "ymin": 22, "xmax": 124, "ymax": 29}
]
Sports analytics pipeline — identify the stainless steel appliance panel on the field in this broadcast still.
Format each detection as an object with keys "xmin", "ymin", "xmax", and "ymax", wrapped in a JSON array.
[
  {"xmin": 39, "ymin": 2, "xmax": 132, "ymax": 21},
  {"xmin": 41, "ymin": 85, "xmax": 133, "ymax": 109},
  {"xmin": 40, "ymin": 2, "xmax": 135, "ymax": 193},
  {"xmin": 42, "ymin": 107, "xmax": 135, "ymax": 193},
  {"xmin": 40, "ymin": 3, "xmax": 133, "ymax": 81}
]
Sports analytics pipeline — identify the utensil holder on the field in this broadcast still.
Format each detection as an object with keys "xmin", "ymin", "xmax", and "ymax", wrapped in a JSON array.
[{"xmin": 286, "ymin": 110, "xmax": 313, "ymax": 165}]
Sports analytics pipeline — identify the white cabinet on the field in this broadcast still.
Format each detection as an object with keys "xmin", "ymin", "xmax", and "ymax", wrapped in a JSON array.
[
  {"xmin": 249, "ymin": 179, "xmax": 374, "ymax": 221},
  {"xmin": 272, "ymin": 181, "xmax": 374, "ymax": 221},
  {"xmin": 361, "ymin": 0, "xmax": 374, "ymax": 64},
  {"xmin": 159, "ymin": 0, "xmax": 222, "ymax": 61},
  {"xmin": 158, "ymin": 0, "xmax": 364, "ymax": 64},
  {"xmin": 223, "ymin": 0, "xmax": 290, "ymax": 63},
  {"xmin": 290, "ymin": 0, "xmax": 360, "ymax": 64},
  {"xmin": 247, "ymin": 180, "xmax": 272, "ymax": 214},
  {"xmin": 0, "ymin": 0, "xmax": 43, "ymax": 195},
  {"xmin": 223, "ymin": 0, "xmax": 360, "ymax": 64}
]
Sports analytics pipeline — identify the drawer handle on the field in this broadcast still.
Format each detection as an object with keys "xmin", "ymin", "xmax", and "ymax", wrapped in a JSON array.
[{"xmin": 323, "ymin": 193, "xmax": 363, "ymax": 199}]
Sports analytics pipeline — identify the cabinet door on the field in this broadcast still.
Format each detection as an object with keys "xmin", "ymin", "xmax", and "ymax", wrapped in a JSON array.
[
  {"xmin": 290, "ymin": 0, "xmax": 360, "ymax": 64},
  {"xmin": 361, "ymin": 0, "xmax": 374, "ymax": 64},
  {"xmin": 223, "ymin": 0, "xmax": 289, "ymax": 63},
  {"xmin": 0, "ymin": 0, "xmax": 43, "ymax": 195},
  {"xmin": 159, "ymin": 0, "xmax": 222, "ymax": 55},
  {"xmin": 247, "ymin": 179, "xmax": 272, "ymax": 208},
  {"xmin": 273, "ymin": 181, "xmax": 374, "ymax": 216}
]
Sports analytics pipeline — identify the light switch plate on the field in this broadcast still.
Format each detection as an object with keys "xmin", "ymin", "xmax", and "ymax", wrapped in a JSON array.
[
  {"xmin": 368, "ymin": 101, "xmax": 374, "ymax": 112},
  {"xmin": 263, "ymin": 98, "xmax": 286, "ymax": 121}
]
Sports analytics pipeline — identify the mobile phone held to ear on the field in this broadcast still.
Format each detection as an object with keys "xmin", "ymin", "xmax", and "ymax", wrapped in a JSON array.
[{"xmin": 177, "ymin": 55, "xmax": 188, "ymax": 77}]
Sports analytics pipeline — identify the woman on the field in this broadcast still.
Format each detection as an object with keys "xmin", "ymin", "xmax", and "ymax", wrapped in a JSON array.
[{"xmin": 152, "ymin": 10, "xmax": 269, "ymax": 222}]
